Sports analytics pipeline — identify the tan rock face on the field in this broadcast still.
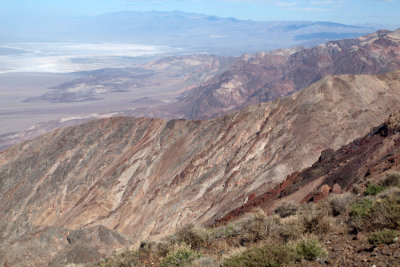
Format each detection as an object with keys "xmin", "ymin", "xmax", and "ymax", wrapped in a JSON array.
[
  {"xmin": 2, "ymin": 71, "xmax": 400, "ymax": 265},
  {"xmin": 218, "ymin": 110, "xmax": 400, "ymax": 223},
  {"xmin": 169, "ymin": 29, "xmax": 400, "ymax": 119}
]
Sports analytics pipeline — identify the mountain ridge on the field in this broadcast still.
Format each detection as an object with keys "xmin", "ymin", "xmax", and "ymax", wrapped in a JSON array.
[
  {"xmin": 2, "ymin": 71, "xmax": 400, "ymax": 265},
  {"xmin": 162, "ymin": 28, "xmax": 400, "ymax": 119},
  {"xmin": 1, "ymin": 28, "xmax": 399, "ymax": 152}
]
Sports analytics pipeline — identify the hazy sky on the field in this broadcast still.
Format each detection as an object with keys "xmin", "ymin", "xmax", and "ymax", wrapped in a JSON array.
[{"xmin": 1, "ymin": 0, "xmax": 399, "ymax": 25}]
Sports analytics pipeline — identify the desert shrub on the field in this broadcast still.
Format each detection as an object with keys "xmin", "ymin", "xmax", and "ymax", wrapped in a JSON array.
[
  {"xmin": 222, "ymin": 243, "xmax": 295, "ymax": 267},
  {"xmin": 368, "ymin": 229, "xmax": 399, "ymax": 246},
  {"xmin": 172, "ymin": 225, "xmax": 210, "ymax": 249},
  {"xmin": 370, "ymin": 195, "xmax": 400, "ymax": 229},
  {"xmin": 328, "ymin": 192, "xmax": 354, "ymax": 216},
  {"xmin": 274, "ymin": 202, "xmax": 299, "ymax": 218},
  {"xmin": 377, "ymin": 187, "xmax": 400, "ymax": 199},
  {"xmin": 94, "ymin": 249, "xmax": 140, "ymax": 267},
  {"xmin": 137, "ymin": 241, "xmax": 164, "ymax": 265},
  {"xmin": 190, "ymin": 256, "xmax": 216, "ymax": 267},
  {"xmin": 278, "ymin": 218, "xmax": 303, "ymax": 242},
  {"xmin": 380, "ymin": 171, "xmax": 400, "ymax": 188},
  {"xmin": 349, "ymin": 198, "xmax": 373, "ymax": 218},
  {"xmin": 349, "ymin": 198, "xmax": 374, "ymax": 231},
  {"xmin": 350, "ymin": 194, "xmax": 400, "ymax": 231},
  {"xmin": 159, "ymin": 244, "xmax": 201, "ymax": 267},
  {"xmin": 300, "ymin": 206, "xmax": 336, "ymax": 235},
  {"xmin": 352, "ymin": 184, "xmax": 363, "ymax": 195},
  {"xmin": 295, "ymin": 238, "xmax": 327, "ymax": 261},
  {"xmin": 210, "ymin": 223, "xmax": 240, "ymax": 240},
  {"xmin": 264, "ymin": 216, "xmax": 283, "ymax": 238},
  {"xmin": 155, "ymin": 242, "xmax": 171, "ymax": 258},
  {"xmin": 364, "ymin": 183, "xmax": 386, "ymax": 196},
  {"xmin": 239, "ymin": 211, "xmax": 269, "ymax": 244}
]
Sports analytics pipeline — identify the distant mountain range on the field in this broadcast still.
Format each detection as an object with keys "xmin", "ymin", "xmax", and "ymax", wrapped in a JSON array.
[
  {"xmin": 156, "ymin": 29, "xmax": 400, "ymax": 119},
  {"xmin": 0, "ymin": 10, "xmax": 379, "ymax": 55},
  {"xmin": 2, "ymin": 29, "xmax": 400, "ymax": 152}
]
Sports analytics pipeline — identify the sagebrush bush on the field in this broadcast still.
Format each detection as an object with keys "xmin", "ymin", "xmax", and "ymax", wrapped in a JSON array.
[
  {"xmin": 349, "ymin": 193, "xmax": 400, "ymax": 231},
  {"xmin": 377, "ymin": 187, "xmax": 400, "ymax": 199},
  {"xmin": 352, "ymin": 184, "xmax": 363, "ymax": 195},
  {"xmin": 370, "ymin": 195, "xmax": 400, "ymax": 229},
  {"xmin": 222, "ymin": 243, "xmax": 295, "ymax": 267},
  {"xmin": 160, "ymin": 244, "xmax": 201, "ymax": 267},
  {"xmin": 368, "ymin": 229, "xmax": 399, "ymax": 246},
  {"xmin": 274, "ymin": 202, "xmax": 299, "ymax": 218},
  {"xmin": 190, "ymin": 256, "xmax": 216, "ymax": 267},
  {"xmin": 328, "ymin": 192, "xmax": 354, "ymax": 216},
  {"xmin": 210, "ymin": 223, "xmax": 240, "ymax": 240},
  {"xmin": 300, "ymin": 207, "xmax": 335, "ymax": 235},
  {"xmin": 364, "ymin": 183, "xmax": 386, "ymax": 196},
  {"xmin": 173, "ymin": 225, "xmax": 210, "ymax": 249},
  {"xmin": 380, "ymin": 171, "xmax": 400, "ymax": 188},
  {"xmin": 278, "ymin": 218, "xmax": 303, "ymax": 242},
  {"xmin": 264, "ymin": 216, "xmax": 282, "ymax": 238},
  {"xmin": 239, "ymin": 211, "xmax": 269, "ymax": 244},
  {"xmin": 349, "ymin": 198, "xmax": 374, "ymax": 231},
  {"xmin": 138, "ymin": 241, "xmax": 164, "ymax": 266},
  {"xmin": 295, "ymin": 238, "xmax": 327, "ymax": 261},
  {"xmin": 93, "ymin": 248, "xmax": 142, "ymax": 267}
]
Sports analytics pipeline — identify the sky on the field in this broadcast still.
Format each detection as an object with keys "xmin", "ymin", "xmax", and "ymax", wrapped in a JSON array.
[{"xmin": 1, "ymin": 0, "xmax": 399, "ymax": 25}]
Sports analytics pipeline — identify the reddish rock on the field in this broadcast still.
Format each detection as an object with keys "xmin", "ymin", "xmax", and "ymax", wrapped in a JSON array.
[{"xmin": 248, "ymin": 193, "xmax": 256, "ymax": 202}]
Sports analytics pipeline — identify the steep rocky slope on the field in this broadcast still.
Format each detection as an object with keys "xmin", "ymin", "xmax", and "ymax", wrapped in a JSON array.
[
  {"xmin": 168, "ymin": 29, "xmax": 400, "ymax": 119},
  {"xmin": 93, "ymin": 111, "xmax": 400, "ymax": 267},
  {"xmin": 2, "ymin": 71, "xmax": 400, "ymax": 265},
  {"xmin": 217, "ymin": 111, "xmax": 400, "ymax": 225}
]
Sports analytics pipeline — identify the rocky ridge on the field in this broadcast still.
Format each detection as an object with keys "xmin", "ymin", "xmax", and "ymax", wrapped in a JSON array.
[
  {"xmin": 2, "ymin": 71, "xmax": 400, "ymax": 265},
  {"xmin": 217, "ymin": 111, "xmax": 400, "ymax": 225},
  {"xmin": 167, "ymin": 29, "xmax": 400, "ymax": 119}
]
